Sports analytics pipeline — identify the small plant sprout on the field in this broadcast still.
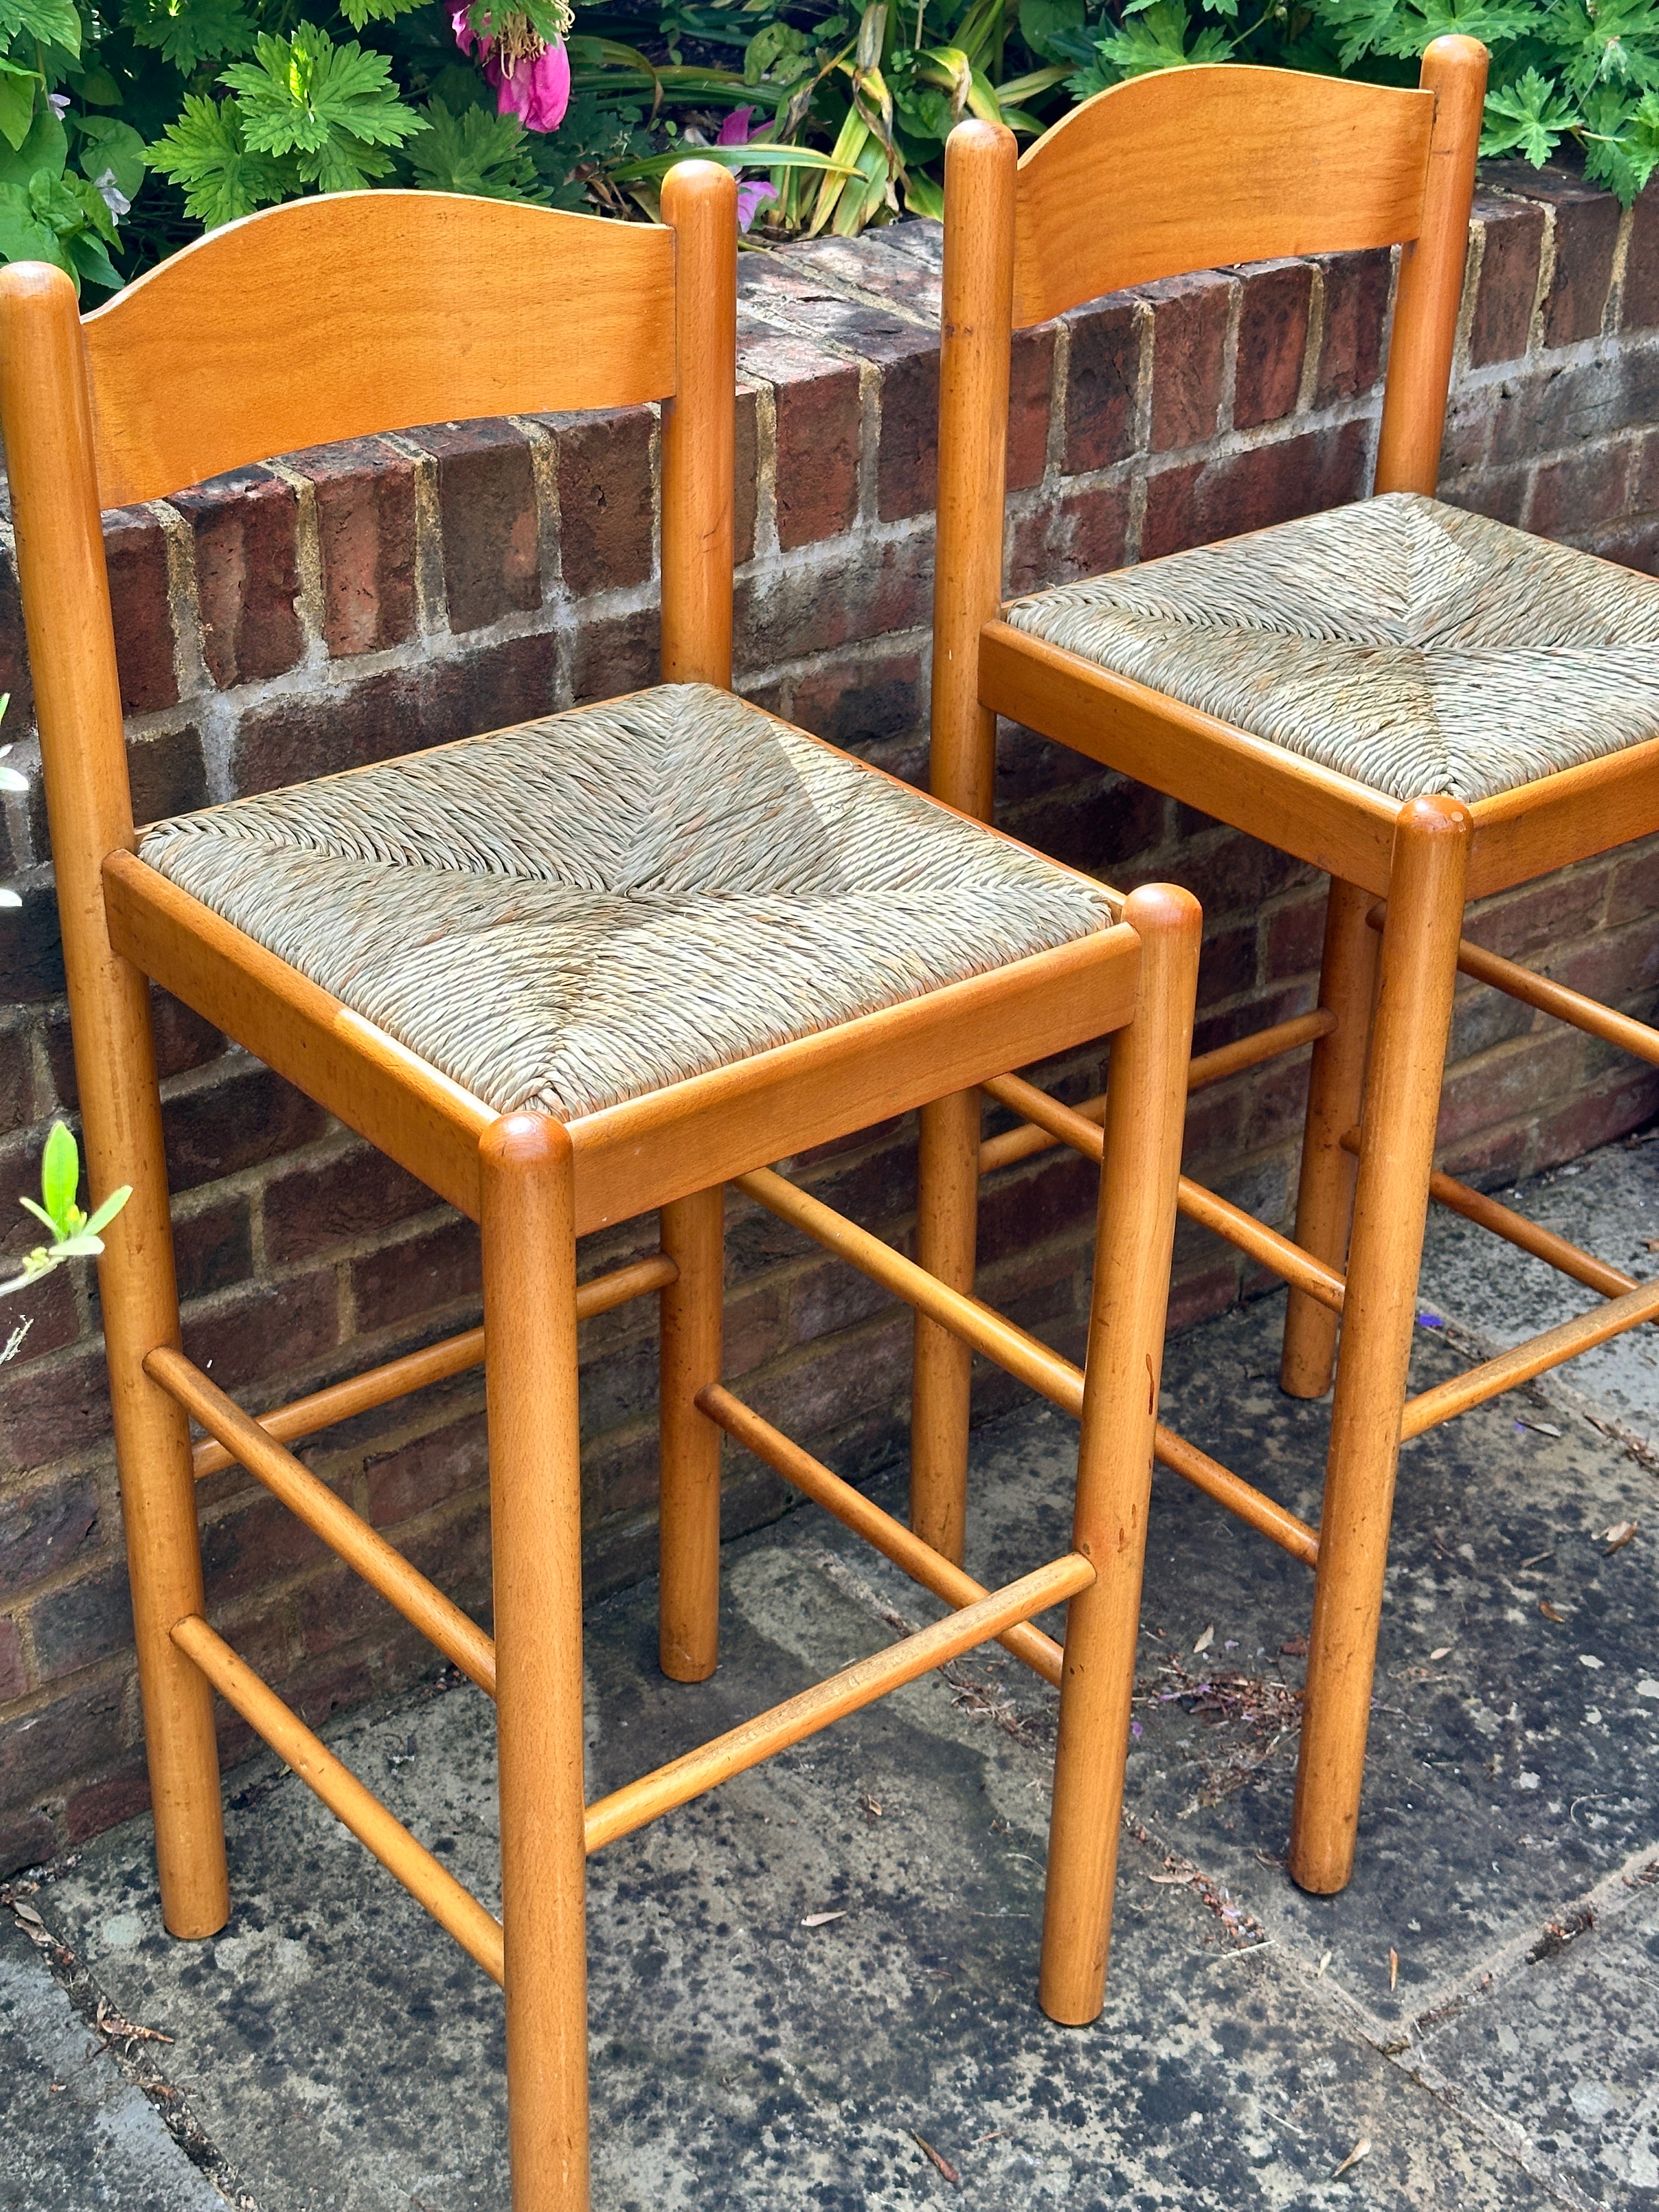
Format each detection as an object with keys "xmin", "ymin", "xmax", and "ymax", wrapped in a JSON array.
[
  {"xmin": 1, "ymin": 1122, "xmax": 132, "ymax": 1299},
  {"xmin": 0, "ymin": 692, "xmax": 22, "ymax": 910}
]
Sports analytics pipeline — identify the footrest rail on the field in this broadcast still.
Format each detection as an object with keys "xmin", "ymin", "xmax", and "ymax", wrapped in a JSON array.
[
  {"xmin": 171, "ymin": 1613, "xmax": 504, "ymax": 1984},
  {"xmin": 583, "ymin": 1554, "xmax": 1094, "ymax": 1855},
  {"xmin": 148, "ymin": 1347, "xmax": 497, "ymax": 1695}
]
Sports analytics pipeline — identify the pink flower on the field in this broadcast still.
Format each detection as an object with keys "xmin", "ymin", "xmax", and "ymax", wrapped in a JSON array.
[
  {"xmin": 715, "ymin": 104, "xmax": 777, "ymax": 233},
  {"xmin": 493, "ymin": 38, "xmax": 569, "ymax": 131},
  {"xmin": 452, "ymin": 5, "xmax": 571, "ymax": 133}
]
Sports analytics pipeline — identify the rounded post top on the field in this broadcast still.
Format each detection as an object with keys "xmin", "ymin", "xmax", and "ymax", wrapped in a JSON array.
[
  {"xmin": 480, "ymin": 1111, "xmax": 574, "ymax": 1176},
  {"xmin": 1120, "ymin": 880, "xmax": 1203, "ymax": 946},
  {"xmin": 1395, "ymin": 792, "xmax": 1474, "ymax": 844},
  {"xmin": 661, "ymin": 158, "xmax": 738, "ymax": 222}
]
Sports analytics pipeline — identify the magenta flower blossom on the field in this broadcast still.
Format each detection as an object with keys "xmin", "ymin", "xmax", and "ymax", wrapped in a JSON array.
[
  {"xmin": 716, "ymin": 105, "xmax": 778, "ymax": 232},
  {"xmin": 453, "ymin": 5, "xmax": 571, "ymax": 133}
]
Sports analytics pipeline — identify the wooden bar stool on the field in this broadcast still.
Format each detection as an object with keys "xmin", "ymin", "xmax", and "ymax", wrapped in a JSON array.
[
  {"xmin": 2, "ymin": 170, "xmax": 1200, "ymax": 2208},
  {"xmin": 931, "ymin": 37, "xmax": 1659, "ymax": 1900}
]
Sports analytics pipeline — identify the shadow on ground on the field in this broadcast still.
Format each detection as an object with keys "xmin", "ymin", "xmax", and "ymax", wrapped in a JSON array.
[{"xmin": 5, "ymin": 1139, "xmax": 1659, "ymax": 2210}]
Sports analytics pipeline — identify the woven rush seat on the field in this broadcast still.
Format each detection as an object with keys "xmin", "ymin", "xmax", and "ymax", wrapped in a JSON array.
[
  {"xmin": 1005, "ymin": 492, "xmax": 1659, "ymax": 804},
  {"xmin": 138, "ymin": 681, "xmax": 1115, "ymax": 1120}
]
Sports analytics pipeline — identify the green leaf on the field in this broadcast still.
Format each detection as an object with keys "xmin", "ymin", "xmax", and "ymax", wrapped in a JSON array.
[
  {"xmin": 77, "ymin": 117, "xmax": 147, "ymax": 201},
  {"xmin": 1093, "ymin": 1, "xmax": 1234, "ymax": 78},
  {"xmin": 404, "ymin": 97, "xmax": 544, "ymax": 200},
  {"xmin": 123, "ymin": 0, "xmax": 253, "ymax": 71},
  {"xmin": 1017, "ymin": 0, "xmax": 1084, "ymax": 63},
  {"xmin": 39, "ymin": 1121, "xmax": 79, "ymax": 1233},
  {"xmin": 607, "ymin": 139, "xmax": 858, "ymax": 183},
  {"xmin": 336, "ymin": 0, "xmax": 428, "ymax": 31},
  {"xmin": 222, "ymin": 27, "xmax": 428, "ymax": 189},
  {"xmin": 0, "ymin": 180, "xmax": 67, "ymax": 272},
  {"xmin": 0, "ymin": 64, "xmax": 37, "ymax": 156},
  {"xmin": 82, "ymin": 1184, "xmax": 132, "ymax": 1238},
  {"xmin": 148, "ymin": 93, "xmax": 292, "ymax": 225},
  {"xmin": 1480, "ymin": 64, "xmax": 1579, "ymax": 163},
  {"xmin": 66, "ymin": 221, "xmax": 122, "ymax": 290},
  {"xmin": 0, "ymin": 104, "xmax": 67, "ymax": 190},
  {"xmin": 17, "ymin": 1193, "xmax": 58, "ymax": 1234},
  {"xmin": 77, "ymin": 67, "xmax": 122, "ymax": 107},
  {"xmin": 0, "ymin": 0, "xmax": 78, "ymax": 60}
]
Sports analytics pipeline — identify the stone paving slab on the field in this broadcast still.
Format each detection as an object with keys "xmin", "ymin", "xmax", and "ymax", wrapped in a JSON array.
[
  {"xmin": 0, "ymin": 1914, "xmax": 224, "ymax": 2211},
  {"xmin": 8, "ymin": 1273, "xmax": 1655, "ymax": 2209}
]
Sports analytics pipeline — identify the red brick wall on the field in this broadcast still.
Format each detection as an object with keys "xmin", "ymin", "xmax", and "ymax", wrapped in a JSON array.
[{"xmin": 3, "ymin": 166, "xmax": 1658, "ymax": 1874}]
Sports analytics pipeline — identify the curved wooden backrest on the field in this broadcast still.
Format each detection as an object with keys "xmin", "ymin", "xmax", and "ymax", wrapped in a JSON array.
[
  {"xmin": 1012, "ymin": 64, "xmax": 1435, "ymax": 330},
  {"xmin": 81, "ymin": 190, "xmax": 679, "ymax": 508}
]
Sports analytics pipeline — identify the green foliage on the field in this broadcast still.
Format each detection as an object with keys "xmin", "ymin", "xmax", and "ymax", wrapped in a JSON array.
[
  {"xmin": 1, "ymin": 1122, "xmax": 132, "ymax": 1298},
  {"xmin": 0, "ymin": 0, "xmax": 1651, "ymax": 296}
]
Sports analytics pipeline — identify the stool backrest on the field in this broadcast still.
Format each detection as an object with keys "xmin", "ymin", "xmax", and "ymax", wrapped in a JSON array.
[
  {"xmin": 930, "ymin": 40, "xmax": 1486, "ymax": 816},
  {"xmin": 0, "ymin": 167, "xmax": 737, "ymax": 960}
]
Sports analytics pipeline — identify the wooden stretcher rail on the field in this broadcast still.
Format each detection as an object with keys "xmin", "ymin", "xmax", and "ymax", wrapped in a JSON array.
[
  {"xmin": 583, "ymin": 1553, "xmax": 1093, "ymax": 1854},
  {"xmin": 733, "ymin": 1162, "xmax": 1319, "ymax": 1564},
  {"xmin": 1154, "ymin": 1425, "xmax": 1320, "ymax": 1566},
  {"xmin": 1401, "ymin": 1274, "xmax": 1659, "ymax": 1438},
  {"xmin": 980, "ymin": 1072, "xmax": 1345, "ymax": 1314},
  {"xmin": 171, "ymin": 1613, "xmax": 504, "ymax": 1983},
  {"xmin": 1339, "ymin": 1130, "xmax": 1643, "ymax": 1306},
  {"xmin": 696, "ymin": 1383, "xmax": 1064, "ymax": 1686},
  {"xmin": 148, "ymin": 1348, "xmax": 498, "ymax": 1695},
  {"xmin": 976, "ymin": 1009, "xmax": 1336, "ymax": 1175},
  {"xmin": 1457, "ymin": 936, "xmax": 1659, "ymax": 1069},
  {"xmin": 191, "ymin": 1253, "xmax": 678, "ymax": 1479}
]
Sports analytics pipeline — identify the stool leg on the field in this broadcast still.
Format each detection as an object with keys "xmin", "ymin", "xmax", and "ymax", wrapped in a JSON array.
[
  {"xmin": 88, "ymin": 977, "xmax": 227, "ymax": 1939},
  {"xmin": 1288, "ymin": 799, "xmax": 1470, "ymax": 1896},
  {"xmin": 1280, "ymin": 878, "xmax": 1380, "ymax": 1399},
  {"xmin": 658, "ymin": 1187, "xmax": 725, "ymax": 1683},
  {"xmin": 482, "ymin": 1117, "xmax": 591, "ymax": 2212},
  {"xmin": 1040, "ymin": 885, "xmax": 1200, "ymax": 2025},
  {"xmin": 911, "ymin": 1087, "xmax": 980, "ymax": 1565}
]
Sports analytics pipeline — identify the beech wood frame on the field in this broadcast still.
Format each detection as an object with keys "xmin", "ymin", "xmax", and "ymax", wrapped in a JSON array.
[
  {"xmin": 933, "ymin": 36, "xmax": 1659, "ymax": 1900},
  {"xmin": 3, "ymin": 168, "xmax": 1202, "ymax": 2210}
]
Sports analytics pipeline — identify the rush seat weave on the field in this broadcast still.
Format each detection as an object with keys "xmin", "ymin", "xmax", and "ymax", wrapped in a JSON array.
[
  {"xmin": 139, "ymin": 681, "xmax": 1115, "ymax": 1120},
  {"xmin": 1005, "ymin": 492, "xmax": 1659, "ymax": 804}
]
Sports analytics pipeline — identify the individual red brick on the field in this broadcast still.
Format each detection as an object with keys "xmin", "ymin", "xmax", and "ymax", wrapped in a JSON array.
[
  {"xmin": 232, "ymin": 630, "xmax": 561, "ymax": 792},
  {"xmin": 0, "ymin": 1671, "xmax": 126, "ymax": 1803},
  {"xmin": 0, "ymin": 871, "xmax": 66, "ymax": 1003},
  {"xmin": 349, "ymin": 1212, "xmax": 480, "ymax": 1334},
  {"xmin": 734, "ymin": 531, "xmax": 931, "ymax": 673},
  {"xmin": 767, "ymin": 349, "xmax": 861, "ymax": 549},
  {"xmin": 1436, "ymin": 1025, "xmax": 1579, "ymax": 1148},
  {"xmin": 569, "ymin": 605, "xmax": 658, "ymax": 705},
  {"xmin": 1468, "ymin": 198, "xmax": 1544, "ymax": 366},
  {"xmin": 995, "ymin": 716, "xmax": 1120, "ymax": 807},
  {"xmin": 0, "ymin": 533, "xmax": 37, "ymax": 736},
  {"xmin": 1007, "ymin": 481, "xmax": 1130, "ymax": 597},
  {"xmin": 1198, "ymin": 922, "xmax": 1256, "ymax": 1007},
  {"xmin": 0, "ymin": 1613, "xmax": 24, "ymax": 1702},
  {"xmin": 1528, "ymin": 442, "xmax": 1636, "ymax": 539},
  {"xmin": 1442, "ymin": 466, "xmax": 1531, "ymax": 529},
  {"xmin": 66, "ymin": 1764, "xmax": 154, "ymax": 1844},
  {"xmin": 125, "ymin": 725, "xmax": 207, "ymax": 834},
  {"xmin": 1606, "ymin": 838, "xmax": 1659, "ymax": 928},
  {"xmin": 876, "ymin": 343, "xmax": 939, "ymax": 522},
  {"xmin": 550, "ymin": 407, "xmax": 654, "ymax": 598},
  {"xmin": 1314, "ymin": 247, "xmax": 1392, "ymax": 403},
  {"xmin": 1000, "ymin": 767, "xmax": 1165, "ymax": 878},
  {"xmin": 1233, "ymin": 260, "xmax": 1313, "ymax": 430},
  {"xmin": 0, "ymin": 1339, "xmax": 117, "ymax": 1475},
  {"xmin": 409, "ymin": 419, "xmax": 541, "ymax": 631},
  {"xmin": 364, "ymin": 1410, "xmax": 489, "ymax": 1529},
  {"xmin": 0, "ymin": 1474, "xmax": 99, "ymax": 1600},
  {"xmin": 1264, "ymin": 890, "xmax": 1327, "ymax": 981},
  {"xmin": 1483, "ymin": 165, "xmax": 1621, "ymax": 347},
  {"xmin": 977, "ymin": 1147, "xmax": 1098, "ymax": 1267},
  {"xmin": 29, "ymin": 1559, "xmax": 134, "ymax": 1683},
  {"xmin": 1532, "ymin": 1062, "xmax": 1659, "ymax": 1166},
  {"xmin": 171, "ymin": 1193, "xmax": 255, "ymax": 1304},
  {"xmin": 1622, "ymin": 181, "xmax": 1659, "ymax": 330},
  {"xmin": 1142, "ymin": 271, "xmax": 1232, "ymax": 452},
  {"xmin": 0, "ymin": 1023, "xmax": 34, "ymax": 1138},
  {"xmin": 787, "ymin": 651, "xmax": 923, "ymax": 749},
  {"xmin": 288, "ymin": 436, "xmax": 419, "ymax": 657},
  {"xmin": 183, "ymin": 1268, "xmax": 338, "ymax": 1393},
  {"xmin": 264, "ymin": 1144, "xmax": 436, "ymax": 1265},
  {"xmin": 1007, "ymin": 325, "xmax": 1056, "ymax": 493},
  {"xmin": 1062, "ymin": 296, "xmax": 1140, "ymax": 473},
  {"xmin": 171, "ymin": 465, "xmax": 303, "ymax": 687},
  {"xmin": 103, "ymin": 505, "xmax": 178, "ymax": 713},
  {"xmin": 201, "ymin": 1482, "xmax": 330, "ymax": 1606},
  {"xmin": 1140, "ymin": 421, "xmax": 1368, "ymax": 560},
  {"xmin": 163, "ymin": 1062, "xmax": 328, "ymax": 1193}
]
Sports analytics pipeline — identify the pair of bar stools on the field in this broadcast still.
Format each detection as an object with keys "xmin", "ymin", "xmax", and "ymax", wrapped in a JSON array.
[{"xmin": 12, "ymin": 30, "xmax": 1659, "ymax": 2206}]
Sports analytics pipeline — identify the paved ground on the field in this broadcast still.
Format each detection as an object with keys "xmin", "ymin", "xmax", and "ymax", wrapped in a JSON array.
[{"xmin": 5, "ymin": 1132, "xmax": 1659, "ymax": 2209}]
